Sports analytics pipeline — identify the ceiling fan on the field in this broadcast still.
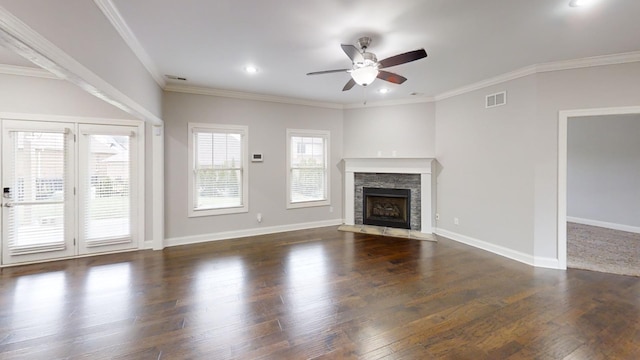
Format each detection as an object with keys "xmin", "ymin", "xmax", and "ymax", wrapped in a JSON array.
[{"xmin": 307, "ymin": 37, "xmax": 427, "ymax": 91}]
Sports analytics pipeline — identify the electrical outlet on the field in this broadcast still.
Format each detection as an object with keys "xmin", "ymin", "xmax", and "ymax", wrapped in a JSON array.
[
  {"xmin": 329, "ymin": 206, "xmax": 334, "ymax": 213},
  {"xmin": 454, "ymin": 217, "xmax": 459, "ymax": 225},
  {"xmin": 257, "ymin": 213, "xmax": 263, "ymax": 223},
  {"xmin": 435, "ymin": 213, "xmax": 440, "ymax": 220}
]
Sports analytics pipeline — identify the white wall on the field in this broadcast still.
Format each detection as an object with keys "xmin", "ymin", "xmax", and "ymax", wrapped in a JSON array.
[
  {"xmin": 567, "ymin": 114, "xmax": 640, "ymax": 228},
  {"xmin": 435, "ymin": 75, "xmax": 537, "ymax": 256},
  {"xmin": 435, "ymin": 61, "xmax": 640, "ymax": 266},
  {"xmin": 343, "ymin": 102, "xmax": 435, "ymax": 158},
  {"xmin": 163, "ymin": 91, "xmax": 343, "ymax": 241},
  {"xmin": 0, "ymin": 73, "xmax": 132, "ymax": 118}
]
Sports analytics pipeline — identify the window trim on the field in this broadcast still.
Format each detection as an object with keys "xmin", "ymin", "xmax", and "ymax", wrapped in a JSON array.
[
  {"xmin": 188, "ymin": 122, "xmax": 249, "ymax": 217},
  {"xmin": 286, "ymin": 129, "xmax": 330, "ymax": 209}
]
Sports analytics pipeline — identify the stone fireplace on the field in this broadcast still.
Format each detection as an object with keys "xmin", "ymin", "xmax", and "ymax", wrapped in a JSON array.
[
  {"xmin": 344, "ymin": 158, "xmax": 434, "ymax": 233},
  {"xmin": 363, "ymin": 187, "xmax": 411, "ymax": 229}
]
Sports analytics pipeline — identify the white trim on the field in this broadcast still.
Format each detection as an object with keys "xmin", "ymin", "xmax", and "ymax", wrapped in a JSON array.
[
  {"xmin": 187, "ymin": 122, "xmax": 249, "ymax": 217},
  {"xmin": 151, "ymin": 125, "xmax": 164, "ymax": 249},
  {"xmin": 286, "ymin": 129, "xmax": 331, "ymax": 209},
  {"xmin": 435, "ymin": 228, "xmax": 560, "ymax": 269},
  {"xmin": 435, "ymin": 66, "xmax": 537, "ymax": 101},
  {"xmin": 0, "ymin": 64, "xmax": 58, "ymax": 79},
  {"xmin": 558, "ymin": 106, "xmax": 640, "ymax": 270},
  {"xmin": 165, "ymin": 84, "xmax": 344, "ymax": 110},
  {"xmin": 0, "ymin": 6, "xmax": 162, "ymax": 125},
  {"xmin": 537, "ymin": 51, "xmax": 640, "ymax": 73},
  {"xmin": 0, "ymin": 112, "xmax": 139, "ymax": 126},
  {"xmin": 165, "ymin": 219, "xmax": 343, "ymax": 247},
  {"xmin": 0, "ymin": 248, "xmax": 139, "ymax": 268},
  {"xmin": 567, "ymin": 217, "xmax": 640, "ymax": 235},
  {"xmin": 93, "ymin": 0, "xmax": 166, "ymax": 88},
  {"xmin": 435, "ymin": 51, "xmax": 640, "ymax": 101},
  {"xmin": 343, "ymin": 158, "xmax": 434, "ymax": 233}
]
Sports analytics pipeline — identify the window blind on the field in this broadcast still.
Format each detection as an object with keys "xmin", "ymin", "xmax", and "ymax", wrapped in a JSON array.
[
  {"xmin": 7, "ymin": 131, "xmax": 67, "ymax": 254},
  {"xmin": 83, "ymin": 134, "xmax": 131, "ymax": 244},
  {"xmin": 194, "ymin": 130, "xmax": 243, "ymax": 210},
  {"xmin": 290, "ymin": 135, "xmax": 327, "ymax": 203}
]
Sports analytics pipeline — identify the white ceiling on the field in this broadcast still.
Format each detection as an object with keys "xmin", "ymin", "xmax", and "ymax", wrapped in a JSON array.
[{"xmin": 3, "ymin": 0, "xmax": 640, "ymax": 105}]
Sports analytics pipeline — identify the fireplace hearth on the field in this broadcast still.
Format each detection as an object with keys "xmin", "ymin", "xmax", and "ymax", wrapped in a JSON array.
[{"xmin": 363, "ymin": 187, "xmax": 411, "ymax": 229}]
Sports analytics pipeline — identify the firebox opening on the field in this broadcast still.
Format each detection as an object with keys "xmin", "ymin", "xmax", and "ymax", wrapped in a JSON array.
[{"xmin": 363, "ymin": 187, "xmax": 411, "ymax": 229}]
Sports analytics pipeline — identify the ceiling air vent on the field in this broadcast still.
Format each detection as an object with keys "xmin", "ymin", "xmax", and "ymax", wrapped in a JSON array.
[{"xmin": 486, "ymin": 91, "xmax": 506, "ymax": 108}]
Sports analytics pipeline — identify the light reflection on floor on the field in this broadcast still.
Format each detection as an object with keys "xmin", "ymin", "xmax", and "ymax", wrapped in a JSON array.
[{"xmin": 284, "ymin": 243, "xmax": 335, "ymax": 336}]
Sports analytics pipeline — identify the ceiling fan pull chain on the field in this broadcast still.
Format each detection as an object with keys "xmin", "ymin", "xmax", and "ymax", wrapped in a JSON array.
[{"xmin": 363, "ymin": 85, "xmax": 367, "ymax": 106}]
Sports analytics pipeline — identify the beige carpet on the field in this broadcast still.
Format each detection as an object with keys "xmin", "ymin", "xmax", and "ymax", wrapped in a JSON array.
[
  {"xmin": 338, "ymin": 224, "xmax": 436, "ymax": 242},
  {"xmin": 568, "ymin": 222, "xmax": 640, "ymax": 277}
]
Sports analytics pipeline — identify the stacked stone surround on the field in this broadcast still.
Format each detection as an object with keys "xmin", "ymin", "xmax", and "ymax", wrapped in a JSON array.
[{"xmin": 354, "ymin": 173, "xmax": 421, "ymax": 231}]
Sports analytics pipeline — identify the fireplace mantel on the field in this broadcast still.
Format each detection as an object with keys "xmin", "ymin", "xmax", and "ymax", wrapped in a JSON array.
[{"xmin": 343, "ymin": 158, "xmax": 435, "ymax": 234}]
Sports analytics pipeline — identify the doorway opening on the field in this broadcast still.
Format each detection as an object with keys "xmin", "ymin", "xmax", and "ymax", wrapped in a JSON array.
[{"xmin": 557, "ymin": 106, "xmax": 640, "ymax": 272}]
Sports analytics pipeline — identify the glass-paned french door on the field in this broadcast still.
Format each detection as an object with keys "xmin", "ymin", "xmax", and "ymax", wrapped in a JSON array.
[
  {"xmin": 1, "ymin": 120, "xmax": 75, "ymax": 264},
  {"xmin": 1, "ymin": 120, "xmax": 139, "ymax": 265},
  {"xmin": 78, "ymin": 124, "xmax": 138, "ymax": 254}
]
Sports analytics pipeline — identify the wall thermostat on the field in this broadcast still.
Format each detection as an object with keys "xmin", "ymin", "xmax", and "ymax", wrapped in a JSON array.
[{"xmin": 251, "ymin": 153, "xmax": 263, "ymax": 162}]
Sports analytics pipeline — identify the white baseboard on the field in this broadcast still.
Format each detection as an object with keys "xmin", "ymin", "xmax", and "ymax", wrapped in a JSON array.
[
  {"xmin": 165, "ymin": 219, "xmax": 344, "ymax": 248},
  {"xmin": 435, "ymin": 228, "xmax": 560, "ymax": 269},
  {"xmin": 567, "ymin": 216, "xmax": 640, "ymax": 234},
  {"xmin": 143, "ymin": 240, "xmax": 154, "ymax": 250}
]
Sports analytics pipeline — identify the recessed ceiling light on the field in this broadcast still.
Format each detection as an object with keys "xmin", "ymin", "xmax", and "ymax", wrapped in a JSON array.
[
  {"xmin": 244, "ymin": 65, "xmax": 258, "ymax": 74},
  {"xmin": 569, "ymin": 0, "xmax": 593, "ymax": 7},
  {"xmin": 378, "ymin": 88, "xmax": 389, "ymax": 94}
]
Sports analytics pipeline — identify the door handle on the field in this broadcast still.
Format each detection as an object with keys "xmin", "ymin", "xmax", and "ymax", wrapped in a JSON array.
[{"xmin": 3, "ymin": 202, "xmax": 13, "ymax": 208}]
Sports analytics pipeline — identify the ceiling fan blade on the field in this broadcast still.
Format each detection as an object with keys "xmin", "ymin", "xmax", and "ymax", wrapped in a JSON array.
[
  {"xmin": 377, "ymin": 70, "xmax": 407, "ymax": 84},
  {"xmin": 378, "ymin": 49, "xmax": 427, "ymax": 69},
  {"xmin": 341, "ymin": 44, "xmax": 363, "ymax": 62},
  {"xmin": 307, "ymin": 69, "xmax": 350, "ymax": 75},
  {"xmin": 342, "ymin": 78, "xmax": 356, "ymax": 91}
]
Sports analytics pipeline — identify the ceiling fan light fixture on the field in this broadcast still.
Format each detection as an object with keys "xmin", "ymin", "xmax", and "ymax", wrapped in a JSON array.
[
  {"xmin": 569, "ymin": 0, "xmax": 593, "ymax": 7},
  {"xmin": 351, "ymin": 66, "xmax": 378, "ymax": 86}
]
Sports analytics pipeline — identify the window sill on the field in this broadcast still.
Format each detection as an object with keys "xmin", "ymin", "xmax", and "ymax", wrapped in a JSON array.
[
  {"xmin": 287, "ymin": 199, "xmax": 330, "ymax": 210},
  {"xmin": 189, "ymin": 205, "xmax": 248, "ymax": 217}
]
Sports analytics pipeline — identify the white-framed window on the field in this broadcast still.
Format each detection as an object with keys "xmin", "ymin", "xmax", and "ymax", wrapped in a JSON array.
[
  {"xmin": 188, "ymin": 123, "xmax": 248, "ymax": 217},
  {"xmin": 286, "ymin": 129, "xmax": 330, "ymax": 209}
]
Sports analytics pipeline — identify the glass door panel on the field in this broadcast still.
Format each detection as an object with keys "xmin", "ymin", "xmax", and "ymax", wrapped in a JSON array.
[
  {"xmin": 2, "ymin": 120, "xmax": 75, "ymax": 265},
  {"xmin": 78, "ymin": 124, "xmax": 138, "ymax": 254}
]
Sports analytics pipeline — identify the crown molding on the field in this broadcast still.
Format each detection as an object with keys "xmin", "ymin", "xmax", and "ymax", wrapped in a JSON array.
[
  {"xmin": 435, "ymin": 51, "xmax": 640, "ymax": 101},
  {"xmin": 0, "ymin": 5, "xmax": 162, "ymax": 125},
  {"xmin": 434, "ymin": 65, "xmax": 537, "ymax": 101},
  {"xmin": 94, "ymin": 0, "xmax": 166, "ymax": 88},
  {"xmin": 0, "ymin": 63, "xmax": 58, "ymax": 79},
  {"xmin": 536, "ymin": 50, "xmax": 640, "ymax": 73},
  {"xmin": 164, "ymin": 84, "xmax": 345, "ymax": 110}
]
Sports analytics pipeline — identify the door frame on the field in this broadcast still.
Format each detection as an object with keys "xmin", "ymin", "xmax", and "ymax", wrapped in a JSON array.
[
  {"xmin": 557, "ymin": 105, "xmax": 640, "ymax": 269},
  {"xmin": 0, "ymin": 113, "xmax": 145, "ymax": 266}
]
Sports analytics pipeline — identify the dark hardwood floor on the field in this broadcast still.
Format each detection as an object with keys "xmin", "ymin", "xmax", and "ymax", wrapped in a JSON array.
[{"xmin": 1, "ymin": 226, "xmax": 639, "ymax": 359}]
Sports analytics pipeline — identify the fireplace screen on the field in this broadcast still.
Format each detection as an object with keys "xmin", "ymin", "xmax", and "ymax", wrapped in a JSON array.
[{"xmin": 363, "ymin": 187, "xmax": 411, "ymax": 229}]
